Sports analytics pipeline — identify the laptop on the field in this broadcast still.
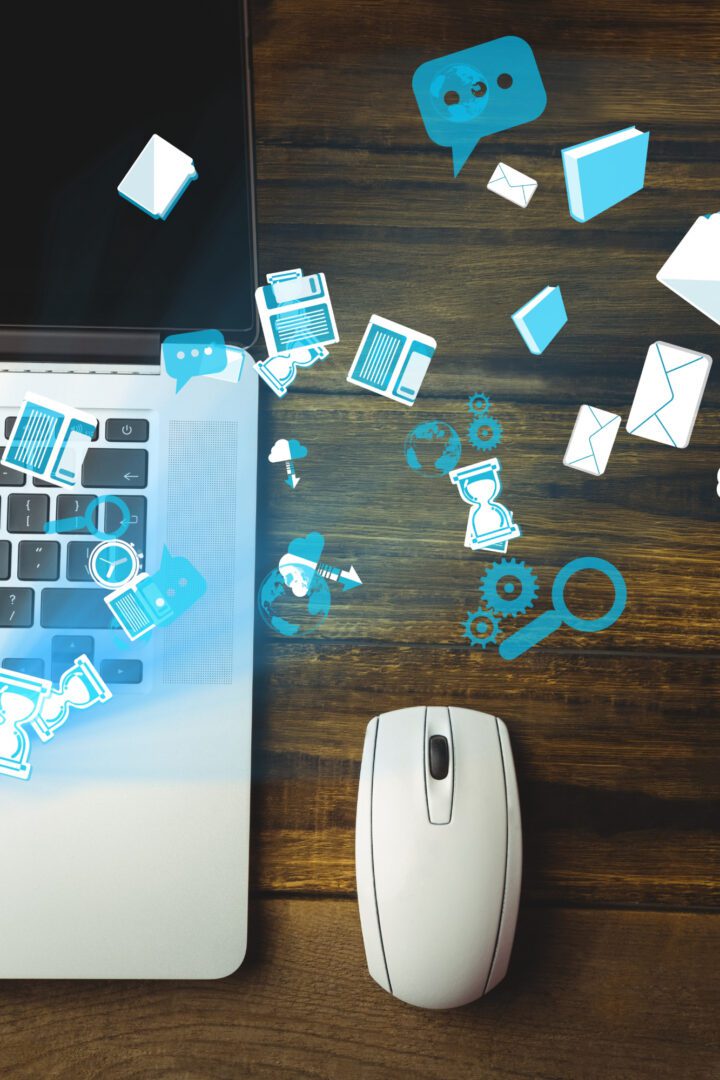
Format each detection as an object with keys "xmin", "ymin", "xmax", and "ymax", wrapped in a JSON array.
[{"xmin": 0, "ymin": 0, "xmax": 258, "ymax": 977}]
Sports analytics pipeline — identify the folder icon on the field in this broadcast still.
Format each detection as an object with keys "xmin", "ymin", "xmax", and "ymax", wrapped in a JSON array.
[
  {"xmin": 657, "ymin": 213, "xmax": 720, "ymax": 326},
  {"xmin": 626, "ymin": 341, "xmax": 712, "ymax": 449},
  {"xmin": 562, "ymin": 126, "xmax": 649, "ymax": 223},
  {"xmin": 511, "ymin": 285, "xmax": 567, "ymax": 355},
  {"xmin": 117, "ymin": 134, "xmax": 198, "ymax": 220},
  {"xmin": 563, "ymin": 405, "xmax": 621, "ymax": 476}
]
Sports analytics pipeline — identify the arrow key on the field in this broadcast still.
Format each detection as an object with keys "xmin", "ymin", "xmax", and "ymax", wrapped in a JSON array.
[
  {"xmin": 100, "ymin": 659, "xmax": 143, "ymax": 684},
  {"xmin": 81, "ymin": 449, "xmax": 147, "ymax": 489}
]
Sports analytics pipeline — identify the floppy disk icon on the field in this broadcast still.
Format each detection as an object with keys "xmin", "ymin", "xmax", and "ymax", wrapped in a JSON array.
[{"xmin": 117, "ymin": 134, "xmax": 198, "ymax": 220}]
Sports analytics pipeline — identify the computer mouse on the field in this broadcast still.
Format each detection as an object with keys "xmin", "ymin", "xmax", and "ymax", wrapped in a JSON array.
[{"xmin": 355, "ymin": 705, "xmax": 522, "ymax": 1009}]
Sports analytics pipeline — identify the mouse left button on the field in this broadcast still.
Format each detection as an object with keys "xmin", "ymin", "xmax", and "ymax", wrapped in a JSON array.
[{"xmin": 355, "ymin": 716, "xmax": 392, "ymax": 994}]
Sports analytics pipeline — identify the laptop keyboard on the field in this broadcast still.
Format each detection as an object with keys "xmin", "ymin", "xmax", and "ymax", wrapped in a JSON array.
[{"xmin": 0, "ymin": 410, "xmax": 153, "ymax": 688}]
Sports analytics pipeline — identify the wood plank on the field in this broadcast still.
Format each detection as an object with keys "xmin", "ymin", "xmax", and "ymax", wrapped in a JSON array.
[{"xmin": 0, "ymin": 901, "xmax": 716, "ymax": 1079}]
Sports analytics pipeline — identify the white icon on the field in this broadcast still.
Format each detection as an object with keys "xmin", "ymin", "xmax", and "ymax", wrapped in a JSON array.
[
  {"xmin": 255, "ymin": 344, "xmax": 328, "ymax": 398},
  {"xmin": 255, "ymin": 269, "xmax": 339, "ymax": 358},
  {"xmin": 117, "ymin": 134, "xmax": 198, "ymax": 220},
  {"xmin": 563, "ymin": 405, "xmax": 621, "ymax": 476},
  {"xmin": 347, "ymin": 315, "xmax": 436, "ymax": 406},
  {"xmin": 626, "ymin": 342, "xmax": 712, "ymax": 449},
  {"xmin": 1, "ymin": 394, "xmax": 97, "ymax": 488},
  {"xmin": 268, "ymin": 438, "xmax": 307, "ymax": 489},
  {"xmin": 657, "ymin": 212, "xmax": 720, "ymax": 326},
  {"xmin": 449, "ymin": 458, "xmax": 521, "ymax": 553},
  {"xmin": 487, "ymin": 162, "xmax": 538, "ymax": 208},
  {"xmin": 88, "ymin": 540, "xmax": 141, "ymax": 589}
]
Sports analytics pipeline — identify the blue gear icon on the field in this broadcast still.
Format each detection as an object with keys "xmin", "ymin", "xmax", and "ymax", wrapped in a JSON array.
[
  {"xmin": 467, "ymin": 391, "xmax": 491, "ymax": 417},
  {"xmin": 468, "ymin": 414, "xmax": 503, "ymax": 451},
  {"xmin": 479, "ymin": 558, "xmax": 538, "ymax": 619},
  {"xmin": 462, "ymin": 606, "xmax": 502, "ymax": 648}
]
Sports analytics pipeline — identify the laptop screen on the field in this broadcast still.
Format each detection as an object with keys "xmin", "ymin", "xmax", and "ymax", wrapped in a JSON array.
[{"xmin": 0, "ymin": 1, "xmax": 256, "ymax": 339}]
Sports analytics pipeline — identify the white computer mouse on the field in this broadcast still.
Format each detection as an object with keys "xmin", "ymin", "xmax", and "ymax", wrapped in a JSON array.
[{"xmin": 355, "ymin": 705, "xmax": 522, "ymax": 1009}]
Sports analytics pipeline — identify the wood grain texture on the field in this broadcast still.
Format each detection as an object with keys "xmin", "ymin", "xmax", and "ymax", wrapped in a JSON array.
[
  {"xmin": 3, "ymin": 1, "xmax": 717, "ymax": 1076},
  {"xmin": 0, "ymin": 901, "xmax": 717, "ymax": 1080}
]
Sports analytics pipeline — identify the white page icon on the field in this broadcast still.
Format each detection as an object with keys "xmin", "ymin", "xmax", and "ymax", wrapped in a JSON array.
[{"xmin": 117, "ymin": 134, "xmax": 197, "ymax": 220}]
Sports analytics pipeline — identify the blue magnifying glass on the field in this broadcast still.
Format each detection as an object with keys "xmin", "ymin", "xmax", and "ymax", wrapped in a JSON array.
[
  {"xmin": 498, "ymin": 557, "xmax": 627, "ymax": 661},
  {"xmin": 44, "ymin": 495, "xmax": 131, "ymax": 541}
]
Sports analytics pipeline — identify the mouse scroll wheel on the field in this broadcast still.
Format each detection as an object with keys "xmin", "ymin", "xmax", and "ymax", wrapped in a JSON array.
[{"xmin": 428, "ymin": 735, "xmax": 450, "ymax": 780}]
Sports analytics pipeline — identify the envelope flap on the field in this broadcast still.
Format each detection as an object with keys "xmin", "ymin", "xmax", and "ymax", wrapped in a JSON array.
[
  {"xmin": 491, "ymin": 163, "xmax": 536, "ymax": 189},
  {"xmin": 656, "ymin": 341, "xmax": 707, "ymax": 374}
]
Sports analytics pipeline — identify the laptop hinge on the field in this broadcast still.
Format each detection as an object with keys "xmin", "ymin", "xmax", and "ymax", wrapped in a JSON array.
[{"xmin": 0, "ymin": 329, "xmax": 161, "ymax": 372}]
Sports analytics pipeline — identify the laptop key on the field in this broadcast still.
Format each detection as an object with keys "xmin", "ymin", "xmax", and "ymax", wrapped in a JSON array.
[
  {"xmin": 8, "ymin": 493, "xmax": 49, "ymax": 532},
  {"xmin": 0, "ymin": 541, "xmax": 9, "ymax": 579},
  {"xmin": 0, "ymin": 449, "xmax": 26, "ymax": 486},
  {"xmin": 3, "ymin": 418, "xmax": 16, "ymax": 439},
  {"xmin": 105, "ymin": 419, "xmax": 149, "ymax": 443},
  {"xmin": 41, "ymin": 588, "xmax": 115, "ymax": 628},
  {"xmin": 0, "ymin": 589, "xmax": 33, "ymax": 627},
  {"xmin": 81, "ymin": 449, "xmax": 147, "ymax": 489},
  {"xmin": 66, "ymin": 541, "xmax": 97, "ymax": 582},
  {"xmin": 104, "ymin": 495, "xmax": 146, "ymax": 554},
  {"xmin": 56, "ymin": 494, "xmax": 98, "ymax": 534},
  {"xmin": 2, "ymin": 657, "xmax": 45, "ymax": 678},
  {"xmin": 18, "ymin": 540, "xmax": 60, "ymax": 581},
  {"xmin": 52, "ymin": 635, "xmax": 95, "ymax": 680},
  {"xmin": 100, "ymin": 659, "xmax": 143, "ymax": 684}
]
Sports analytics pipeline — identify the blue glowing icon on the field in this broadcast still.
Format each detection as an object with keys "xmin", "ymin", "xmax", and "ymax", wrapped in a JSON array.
[
  {"xmin": 412, "ymin": 37, "xmax": 547, "ymax": 176},
  {"xmin": 479, "ymin": 558, "xmax": 538, "ymax": 619},
  {"xmin": 117, "ymin": 134, "xmax": 197, "ymax": 220},
  {"xmin": 269, "ymin": 438, "xmax": 308, "ymax": 489},
  {"xmin": 162, "ymin": 329, "xmax": 248, "ymax": 393},
  {"xmin": 45, "ymin": 494, "xmax": 132, "ymax": 540},
  {"xmin": 466, "ymin": 391, "xmax": 503, "ymax": 451},
  {"xmin": 105, "ymin": 546, "xmax": 206, "ymax": 641},
  {"xmin": 449, "ymin": 458, "xmax": 520, "ymax": 553},
  {"xmin": 2, "ymin": 394, "xmax": 97, "ymax": 488},
  {"xmin": 255, "ymin": 269, "xmax": 339, "ymax": 357},
  {"xmin": 499, "ymin": 557, "xmax": 627, "ymax": 661},
  {"xmin": 404, "ymin": 421, "xmax": 462, "ymax": 477},
  {"xmin": 255, "ymin": 344, "xmax": 329, "ymax": 398},
  {"xmin": 0, "ymin": 656, "xmax": 111, "ymax": 781},
  {"xmin": 347, "ymin": 315, "xmax": 436, "ymax": 406}
]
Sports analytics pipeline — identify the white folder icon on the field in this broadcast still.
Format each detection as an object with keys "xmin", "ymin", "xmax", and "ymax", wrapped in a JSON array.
[
  {"xmin": 563, "ymin": 405, "xmax": 621, "ymax": 475},
  {"xmin": 117, "ymin": 134, "xmax": 197, "ymax": 220},
  {"xmin": 487, "ymin": 162, "xmax": 538, "ymax": 208},
  {"xmin": 657, "ymin": 213, "xmax": 720, "ymax": 325},
  {"xmin": 626, "ymin": 341, "xmax": 712, "ymax": 449}
]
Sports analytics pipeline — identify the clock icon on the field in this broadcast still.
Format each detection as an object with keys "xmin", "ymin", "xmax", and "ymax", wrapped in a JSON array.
[{"xmin": 88, "ymin": 539, "xmax": 141, "ymax": 589}]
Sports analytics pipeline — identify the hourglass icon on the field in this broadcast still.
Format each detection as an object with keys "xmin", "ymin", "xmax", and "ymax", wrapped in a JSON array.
[
  {"xmin": 31, "ymin": 655, "xmax": 112, "ymax": 743},
  {"xmin": 449, "ymin": 457, "xmax": 521, "ymax": 552},
  {"xmin": 255, "ymin": 344, "xmax": 329, "ymax": 398},
  {"xmin": 0, "ymin": 668, "xmax": 52, "ymax": 781}
]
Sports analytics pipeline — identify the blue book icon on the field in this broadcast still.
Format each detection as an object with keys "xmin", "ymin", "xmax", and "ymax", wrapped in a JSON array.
[
  {"xmin": 562, "ymin": 126, "xmax": 649, "ymax": 223},
  {"xmin": 511, "ymin": 285, "xmax": 567, "ymax": 355}
]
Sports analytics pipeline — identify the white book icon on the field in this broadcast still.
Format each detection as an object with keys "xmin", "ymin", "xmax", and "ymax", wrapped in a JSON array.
[{"xmin": 117, "ymin": 134, "xmax": 197, "ymax": 220}]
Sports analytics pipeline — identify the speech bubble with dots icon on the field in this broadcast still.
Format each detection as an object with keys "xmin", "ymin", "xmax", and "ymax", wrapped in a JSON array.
[{"xmin": 161, "ymin": 329, "xmax": 228, "ymax": 393}]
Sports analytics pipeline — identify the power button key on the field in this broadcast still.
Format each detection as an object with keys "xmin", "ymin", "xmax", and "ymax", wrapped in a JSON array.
[{"xmin": 105, "ymin": 419, "xmax": 149, "ymax": 443}]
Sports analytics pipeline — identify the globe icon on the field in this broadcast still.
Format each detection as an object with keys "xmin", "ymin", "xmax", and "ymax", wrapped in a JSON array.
[
  {"xmin": 257, "ymin": 565, "xmax": 332, "ymax": 637},
  {"xmin": 404, "ymin": 420, "xmax": 462, "ymax": 478}
]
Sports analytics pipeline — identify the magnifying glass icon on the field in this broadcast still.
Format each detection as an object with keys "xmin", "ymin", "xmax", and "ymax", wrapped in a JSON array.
[
  {"xmin": 498, "ymin": 557, "xmax": 627, "ymax": 661},
  {"xmin": 44, "ymin": 495, "xmax": 131, "ymax": 541}
]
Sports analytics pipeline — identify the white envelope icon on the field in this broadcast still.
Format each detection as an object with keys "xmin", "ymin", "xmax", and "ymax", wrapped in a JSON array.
[
  {"xmin": 487, "ymin": 162, "xmax": 538, "ymax": 208},
  {"xmin": 657, "ymin": 213, "xmax": 720, "ymax": 325},
  {"xmin": 563, "ymin": 405, "xmax": 621, "ymax": 475},
  {"xmin": 626, "ymin": 341, "xmax": 712, "ymax": 449},
  {"xmin": 117, "ymin": 134, "xmax": 197, "ymax": 220}
]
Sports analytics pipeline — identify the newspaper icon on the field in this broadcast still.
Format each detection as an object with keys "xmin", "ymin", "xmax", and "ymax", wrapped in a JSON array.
[
  {"xmin": 255, "ymin": 268, "xmax": 339, "ymax": 356},
  {"xmin": 346, "ymin": 315, "xmax": 436, "ymax": 405},
  {"xmin": 2, "ymin": 394, "xmax": 97, "ymax": 488},
  {"xmin": 117, "ymin": 134, "xmax": 198, "ymax": 220}
]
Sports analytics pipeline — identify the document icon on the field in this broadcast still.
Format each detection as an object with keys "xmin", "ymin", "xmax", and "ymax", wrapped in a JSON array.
[
  {"xmin": 487, "ymin": 162, "xmax": 538, "ymax": 208},
  {"xmin": 563, "ymin": 405, "xmax": 621, "ymax": 475},
  {"xmin": 2, "ymin": 395, "xmax": 97, "ymax": 488},
  {"xmin": 562, "ymin": 126, "xmax": 649, "ymax": 223},
  {"xmin": 626, "ymin": 342, "xmax": 712, "ymax": 449},
  {"xmin": 255, "ymin": 269, "xmax": 339, "ymax": 357},
  {"xmin": 117, "ymin": 134, "xmax": 198, "ymax": 220},
  {"xmin": 347, "ymin": 315, "xmax": 436, "ymax": 405},
  {"xmin": 657, "ymin": 212, "xmax": 720, "ymax": 326}
]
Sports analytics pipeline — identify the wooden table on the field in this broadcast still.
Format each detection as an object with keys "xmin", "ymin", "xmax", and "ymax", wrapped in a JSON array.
[{"xmin": 2, "ymin": 1, "xmax": 718, "ymax": 1076}]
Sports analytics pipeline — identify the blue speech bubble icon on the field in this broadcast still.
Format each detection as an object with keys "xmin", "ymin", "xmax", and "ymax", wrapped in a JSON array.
[
  {"xmin": 161, "ymin": 329, "xmax": 228, "ymax": 392},
  {"xmin": 412, "ymin": 37, "xmax": 547, "ymax": 176}
]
